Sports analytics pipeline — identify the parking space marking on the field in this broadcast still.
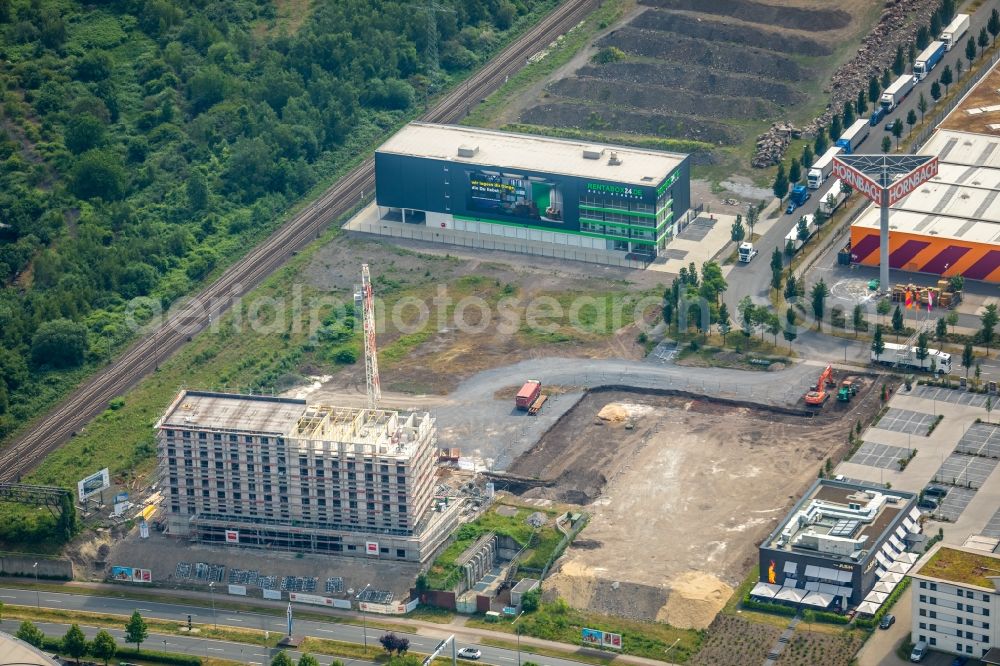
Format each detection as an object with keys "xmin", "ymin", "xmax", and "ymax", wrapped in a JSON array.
[
  {"xmin": 911, "ymin": 385, "xmax": 990, "ymax": 408},
  {"xmin": 981, "ymin": 507, "xmax": 1000, "ymax": 538},
  {"xmin": 956, "ymin": 422, "xmax": 1000, "ymax": 458},
  {"xmin": 932, "ymin": 453, "xmax": 999, "ymax": 489},
  {"xmin": 874, "ymin": 408, "xmax": 935, "ymax": 436},
  {"xmin": 850, "ymin": 442, "xmax": 913, "ymax": 470},
  {"xmin": 933, "ymin": 486, "xmax": 977, "ymax": 522}
]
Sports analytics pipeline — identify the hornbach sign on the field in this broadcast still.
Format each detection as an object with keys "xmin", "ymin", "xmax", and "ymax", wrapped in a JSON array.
[
  {"xmin": 888, "ymin": 157, "xmax": 938, "ymax": 205},
  {"xmin": 832, "ymin": 160, "xmax": 883, "ymax": 205}
]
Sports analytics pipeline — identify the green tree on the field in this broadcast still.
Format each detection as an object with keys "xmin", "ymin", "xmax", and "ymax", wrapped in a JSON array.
[
  {"xmin": 916, "ymin": 331, "xmax": 930, "ymax": 364},
  {"xmin": 918, "ymin": 92, "xmax": 928, "ymax": 122},
  {"xmin": 892, "ymin": 305, "xmax": 904, "ymax": 340},
  {"xmin": 966, "ymin": 36, "xmax": 976, "ymax": 68},
  {"xmin": 746, "ymin": 203, "xmax": 760, "ymax": 238},
  {"xmin": 125, "ymin": 610, "xmax": 148, "ymax": 651},
  {"xmin": 881, "ymin": 68, "xmax": 891, "ymax": 89},
  {"xmin": 773, "ymin": 163, "xmax": 789, "ymax": 200},
  {"xmin": 930, "ymin": 80, "xmax": 941, "ymax": 102},
  {"xmin": 31, "ymin": 318, "xmax": 88, "ymax": 368},
  {"xmin": 784, "ymin": 307, "xmax": 798, "ymax": 350},
  {"xmin": 853, "ymin": 303, "xmax": 865, "ymax": 336},
  {"xmin": 730, "ymin": 215, "xmax": 745, "ymax": 243},
  {"xmin": 830, "ymin": 114, "xmax": 843, "ymax": 142},
  {"xmin": 908, "ymin": 41, "xmax": 917, "ymax": 66},
  {"xmin": 957, "ymin": 57, "xmax": 963, "ymax": 82},
  {"xmin": 188, "ymin": 65, "xmax": 228, "ymax": 113},
  {"xmin": 271, "ymin": 652, "xmax": 294, "ymax": 666},
  {"xmin": 881, "ymin": 135, "xmax": 892, "ymax": 153},
  {"xmin": 989, "ymin": 8, "xmax": 1000, "ymax": 45},
  {"xmin": 941, "ymin": 65, "xmax": 953, "ymax": 94},
  {"xmin": 872, "ymin": 325, "xmax": 886, "ymax": 361},
  {"xmin": 916, "ymin": 25, "xmax": 930, "ymax": 50},
  {"xmin": 91, "ymin": 629, "xmax": 117, "ymax": 666},
  {"xmin": 298, "ymin": 655, "xmax": 321, "ymax": 666},
  {"xmin": 935, "ymin": 317, "xmax": 947, "ymax": 340},
  {"xmin": 784, "ymin": 272, "xmax": 797, "ymax": 300},
  {"xmin": 856, "ymin": 89, "xmax": 868, "ymax": 115},
  {"xmin": 718, "ymin": 302, "xmax": 731, "ymax": 345},
  {"xmin": 906, "ymin": 108, "xmax": 917, "ymax": 133},
  {"xmin": 65, "ymin": 114, "xmax": 106, "ymax": 154},
  {"xmin": 770, "ymin": 247, "xmax": 783, "ymax": 274},
  {"xmin": 842, "ymin": 100, "xmax": 854, "ymax": 128},
  {"xmin": 931, "ymin": 13, "xmax": 941, "ymax": 38},
  {"xmin": 70, "ymin": 149, "xmax": 127, "ymax": 200},
  {"xmin": 893, "ymin": 44, "xmax": 905, "ymax": 75},
  {"xmin": 16, "ymin": 621, "xmax": 44, "ymax": 647},
  {"xmin": 810, "ymin": 279, "xmax": 829, "ymax": 327},
  {"xmin": 76, "ymin": 50, "xmax": 113, "ymax": 82},
  {"xmin": 947, "ymin": 311, "xmax": 959, "ymax": 334},
  {"xmin": 877, "ymin": 298, "xmax": 891, "ymax": 324},
  {"xmin": 814, "ymin": 125, "xmax": 828, "ymax": 154},
  {"xmin": 979, "ymin": 27, "xmax": 989, "ymax": 55},
  {"xmin": 981, "ymin": 303, "xmax": 998, "ymax": 355},
  {"xmin": 789, "ymin": 157, "xmax": 801, "ymax": 184},
  {"xmin": 765, "ymin": 312, "xmax": 781, "ymax": 345},
  {"xmin": 891, "ymin": 118, "xmax": 903, "ymax": 149},
  {"xmin": 802, "ymin": 143, "xmax": 814, "ymax": 168},
  {"xmin": 739, "ymin": 295, "xmax": 755, "ymax": 341},
  {"xmin": 63, "ymin": 624, "xmax": 88, "ymax": 664},
  {"xmin": 797, "ymin": 216, "xmax": 809, "ymax": 242},
  {"xmin": 771, "ymin": 263, "xmax": 783, "ymax": 293},
  {"xmin": 58, "ymin": 490, "xmax": 77, "ymax": 539},
  {"xmin": 869, "ymin": 76, "xmax": 881, "ymax": 104},
  {"xmin": 521, "ymin": 587, "xmax": 541, "ymax": 612},
  {"xmin": 187, "ymin": 171, "xmax": 209, "ymax": 212}
]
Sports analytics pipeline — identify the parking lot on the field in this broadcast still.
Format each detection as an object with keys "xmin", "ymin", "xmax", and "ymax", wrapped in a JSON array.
[
  {"xmin": 931, "ymin": 486, "xmax": 977, "ymax": 522},
  {"xmin": 932, "ymin": 453, "xmax": 999, "ymax": 489},
  {"xmin": 981, "ymin": 507, "xmax": 1000, "ymax": 538},
  {"xmin": 875, "ymin": 408, "xmax": 935, "ymax": 436},
  {"xmin": 911, "ymin": 385, "xmax": 990, "ymax": 408},
  {"xmin": 955, "ymin": 422, "xmax": 1000, "ymax": 458},
  {"xmin": 850, "ymin": 442, "xmax": 912, "ymax": 470}
]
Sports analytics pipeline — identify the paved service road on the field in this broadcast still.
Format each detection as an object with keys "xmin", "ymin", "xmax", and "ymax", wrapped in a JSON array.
[{"xmin": 0, "ymin": 588, "xmax": 615, "ymax": 666}]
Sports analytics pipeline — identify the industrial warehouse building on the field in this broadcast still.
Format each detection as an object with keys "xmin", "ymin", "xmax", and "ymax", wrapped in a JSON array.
[
  {"xmin": 851, "ymin": 61, "xmax": 1000, "ymax": 282},
  {"xmin": 754, "ymin": 479, "xmax": 920, "ymax": 612},
  {"xmin": 373, "ymin": 123, "xmax": 690, "ymax": 259},
  {"xmin": 909, "ymin": 543, "xmax": 1000, "ymax": 659},
  {"xmin": 156, "ymin": 391, "xmax": 461, "ymax": 562}
]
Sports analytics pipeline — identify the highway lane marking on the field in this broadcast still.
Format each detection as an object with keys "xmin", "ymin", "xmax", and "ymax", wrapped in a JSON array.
[
  {"xmin": 0, "ymin": 595, "xmax": 18, "ymax": 599},
  {"xmin": 138, "ymin": 608, "xmax": 152, "ymax": 612},
  {"xmin": 317, "ymin": 628, "xmax": 337, "ymax": 633},
  {"xmin": 498, "ymin": 658, "xmax": 515, "ymax": 662},
  {"xmin": 207, "ymin": 647, "xmax": 225, "ymax": 652},
  {"xmin": 42, "ymin": 599, "xmax": 64, "ymax": 604},
  {"xmin": 225, "ymin": 617, "xmax": 243, "ymax": 622}
]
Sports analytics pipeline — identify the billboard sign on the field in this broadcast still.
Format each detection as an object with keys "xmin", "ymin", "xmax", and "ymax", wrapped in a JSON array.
[
  {"xmin": 111, "ymin": 566, "xmax": 133, "ymax": 581},
  {"xmin": 228, "ymin": 584, "xmax": 247, "ymax": 596},
  {"xmin": 602, "ymin": 632, "xmax": 623, "ymax": 649},
  {"xmin": 888, "ymin": 157, "xmax": 938, "ymax": 205},
  {"xmin": 289, "ymin": 592, "xmax": 336, "ymax": 607},
  {"xmin": 365, "ymin": 541, "xmax": 379, "ymax": 556},
  {"xmin": 78, "ymin": 468, "xmax": 110, "ymax": 501},
  {"xmin": 114, "ymin": 492, "xmax": 129, "ymax": 503},
  {"xmin": 111, "ymin": 566, "xmax": 150, "ymax": 583},
  {"xmin": 225, "ymin": 530, "xmax": 239, "ymax": 544},
  {"xmin": 263, "ymin": 589, "xmax": 282, "ymax": 600},
  {"xmin": 581, "ymin": 628, "xmax": 622, "ymax": 649},
  {"xmin": 832, "ymin": 160, "xmax": 883, "ymax": 205}
]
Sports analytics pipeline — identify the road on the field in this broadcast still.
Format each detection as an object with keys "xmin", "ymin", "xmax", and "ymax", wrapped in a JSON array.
[
  {"xmin": 725, "ymin": 0, "xmax": 1000, "ymax": 313},
  {"xmin": 0, "ymin": 587, "xmax": 639, "ymax": 666},
  {"xmin": 0, "ymin": 0, "xmax": 602, "ymax": 483}
]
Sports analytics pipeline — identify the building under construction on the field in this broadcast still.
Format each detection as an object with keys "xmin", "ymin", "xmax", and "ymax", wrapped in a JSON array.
[{"xmin": 156, "ymin": 390, "xmax": 461, "ymax": 562}]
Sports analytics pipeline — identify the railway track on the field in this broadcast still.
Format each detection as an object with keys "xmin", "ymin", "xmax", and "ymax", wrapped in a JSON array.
[{"xmin": 0, "ymin": 0, "xmax": 599, "ymax": 482}]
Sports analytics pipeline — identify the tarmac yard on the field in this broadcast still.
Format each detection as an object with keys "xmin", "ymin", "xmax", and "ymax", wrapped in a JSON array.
[{"xmin": 505, "ymin": 385, "xmax": 881, "ymax": 628}]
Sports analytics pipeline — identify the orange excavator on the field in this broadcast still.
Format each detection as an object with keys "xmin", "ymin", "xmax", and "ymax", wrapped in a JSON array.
[{"xmin": 804, "ymin": 364, "xmax": 836, "ymax": 405}]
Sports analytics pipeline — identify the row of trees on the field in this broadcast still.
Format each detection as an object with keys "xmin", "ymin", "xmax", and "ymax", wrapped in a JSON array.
[{"xmin": 15, "ymin": 611, "xmax": 145, "ymax": 665}]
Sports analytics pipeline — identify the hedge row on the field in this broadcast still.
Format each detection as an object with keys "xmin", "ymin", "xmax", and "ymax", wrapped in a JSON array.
[
  {"xmin": 39, "ymin": 637, "xmax": 201, "ymax": 665},
  {"xmin": 741, "ymin": 595, "xmax": 797, "ymax": 617}
]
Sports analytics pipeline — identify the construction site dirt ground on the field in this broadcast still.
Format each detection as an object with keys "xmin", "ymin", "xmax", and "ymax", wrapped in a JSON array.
[
  {"xmin": 938, "ymin": 56, "xmax": 1000, "ymax": 135},
  {"xmin": 506, "ymin": 385, "xmax": 883, "ymax": 629}
]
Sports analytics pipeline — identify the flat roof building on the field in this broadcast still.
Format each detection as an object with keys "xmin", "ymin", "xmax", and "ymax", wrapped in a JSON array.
[
  {"xmin": 373, "ymin": 123, "xmax": 690, "ymax": 261},
  {"xmin": 754, "ymin": 479, "xmax": 919, "ymax": 612},
  {"xmin": 910, "ymin": 544, "xmax": 1000, "ymax": 660},
  {"xmin": 156, "ymin": 391, "xmax": 461, "ymax": 562}
]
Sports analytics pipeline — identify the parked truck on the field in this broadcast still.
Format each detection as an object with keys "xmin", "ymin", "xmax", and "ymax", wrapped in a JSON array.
[
  {"xmin": 807, "ymin": 146, "xmax": 842, "ymax": 189},
  {"xmin": 786, "ymin": 184, "xmax": 811, "ymax": 214},
  {"xmin": 872, "ymin": 342, "xmax": 952, "ymax": 375},
  {"xmin": 516, "ymin": 380, "xmax": 542, "ymax": 410},
  {"xmin": 835, "ymin": 119, "xmax": 871, "ymax": 154},
  {"xmin": 738, "ymin": 242, "xmax": 758, "ymax": 263},
  {"xmin": 784, "ymin": 214, "xmax": 816, "ymax": 254},
  {"xmin": 940, "ymin": 13, "xmax": 970, "ymax": 51},
  {"xmin": 880, "ymin": 74, "xmax": 915, "ymax": 113},
  {"xmin": 913, "ymin": 41, "xmax": 946, "ymax": 80},
  {"xmin": 819, "ymin": 179, "xmax": 846, "ymax": 215}
]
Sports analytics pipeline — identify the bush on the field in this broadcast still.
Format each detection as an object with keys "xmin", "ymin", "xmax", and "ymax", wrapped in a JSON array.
[
  {"xmin": 521, "ymin": 587, "xmax": 540, "ymax": 612},
  {"xmin": 740, "ymin": 595, "xmax": 797, "ymax": 616}
]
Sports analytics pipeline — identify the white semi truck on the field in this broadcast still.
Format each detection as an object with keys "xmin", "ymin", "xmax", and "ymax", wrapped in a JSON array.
[
  {"xmin": 940, "ymin": 14, "xmax": 970, "ymax": 50},
  {"xmin": 880, "ymin": 74, "xmax": 916, "ymax": 112}
]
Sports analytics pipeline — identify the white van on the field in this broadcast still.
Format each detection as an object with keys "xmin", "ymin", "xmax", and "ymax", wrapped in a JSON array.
[{"xmin": 909, "ymin": 640, "xmax": 928, "ymax": 662}]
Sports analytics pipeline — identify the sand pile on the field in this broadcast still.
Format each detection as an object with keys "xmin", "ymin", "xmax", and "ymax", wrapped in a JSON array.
[
  {"xmin": 657, "ymin": 571, "xmax": 734, "ymax": 630},
  {"xmin": 597, "ymin": 402, "xmax": 656, "ymax": 422}
]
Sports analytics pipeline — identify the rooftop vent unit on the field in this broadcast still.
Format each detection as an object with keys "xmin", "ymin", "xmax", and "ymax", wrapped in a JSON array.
[
  {"xmin": 608, "ymin": 152, "xmax": 622, "ymax": 166},
  {"xmin": 457, "ymin": 144, "xmax": 479, "ymax": 158},
  {"xmin": 583, "ymin": 146, "xmax": 604, "ymax": 160}
]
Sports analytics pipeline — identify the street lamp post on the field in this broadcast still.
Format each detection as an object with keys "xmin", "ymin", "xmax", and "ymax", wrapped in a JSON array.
[
  {"xmin": 356, "ymin": 583, "xmax": 372, "ymax": 650},
  {"xmin": 208, "ymin": 581, "xmax": 216, "ymax": 630},
  {"xmin": 32, "ymin": 562, "xmax": 39, "ymax": 610},
  {"xmin": 512, "ymin": 610, "xmax": 525, "ymax": 666}
]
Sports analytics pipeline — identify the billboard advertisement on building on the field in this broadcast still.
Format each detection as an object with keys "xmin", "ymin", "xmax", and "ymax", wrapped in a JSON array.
[
  {"xmin": 225, "ymin": 530, "xmax": 239, "ymax": 544},
  {"xmin": 78, "ymin": 468, "xmax": 110, "ymax": 501},
  {"xmin": 466, "ymin": 170, "xmax": 564, "ymax": 223}
]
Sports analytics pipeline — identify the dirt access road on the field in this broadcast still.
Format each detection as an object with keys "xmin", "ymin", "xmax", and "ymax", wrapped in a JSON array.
[{"xmin": 507, "ymin": 384, "xmax": 882, "ymax": 629}]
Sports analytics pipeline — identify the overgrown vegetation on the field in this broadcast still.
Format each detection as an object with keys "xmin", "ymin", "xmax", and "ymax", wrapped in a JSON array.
[{"xmin": 0, "ymin": 0, "xmax": 557, "ymax": 447}]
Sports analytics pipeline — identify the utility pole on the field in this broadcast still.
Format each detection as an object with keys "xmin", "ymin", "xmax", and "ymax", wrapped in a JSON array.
[{"xmin": 405, "ymin": 0, "xmax": 456, "ymax": 75}]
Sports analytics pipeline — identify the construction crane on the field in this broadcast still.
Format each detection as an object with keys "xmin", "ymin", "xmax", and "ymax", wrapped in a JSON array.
[
  {"xmin": 804, "ymin": 364, "xmax": 835, "ymax": 406},
  {"xmin": 361, "ymin": 264, "xmax": 381, "ymax": 410}
]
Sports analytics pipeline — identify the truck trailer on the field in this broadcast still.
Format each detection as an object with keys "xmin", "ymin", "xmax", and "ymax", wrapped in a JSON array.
[
  {"xmin": 940, "ymin": 14, "xmax": 970, "ymax": 50},
  {"xmin": 516, "ymin": 380, "xmax": 542, "ymax": 410},
  {"xmin": 913, "ymin": 41, "xmax": 946, "ymax": 80},
  {"xmin": 807, "ymin": 146, "xmax": 842, "ymax": 189},
  {"xmin": 880, "ymin": 75, "xmax": 915, "ymax": 112},
  {"xmin": 835, "ymin": 119, "xmax": 871, "ymax": 154},
  {"xmin": 872, "ymin": 342, "xmax": 952, "ymax": 374},
  {"xmin": 819, "ymin": 180, "xmax": 846, "ymax": 215}
]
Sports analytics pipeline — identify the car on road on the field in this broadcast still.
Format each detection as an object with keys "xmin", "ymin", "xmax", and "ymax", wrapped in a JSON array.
[
  {"xmin": 458, "ymin": 648, "xmax": 482, "ymax": 660},
  {"xmin": 950, "ymin": 656, "xmax": 968, "ymax": 666},
  {"xmin": 878, "ymin": 613, "xmax": 896, "ymax": 629},
  {"xmin": 924, "ymin": 485, "xmax": 949, "ymax": 497}
]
